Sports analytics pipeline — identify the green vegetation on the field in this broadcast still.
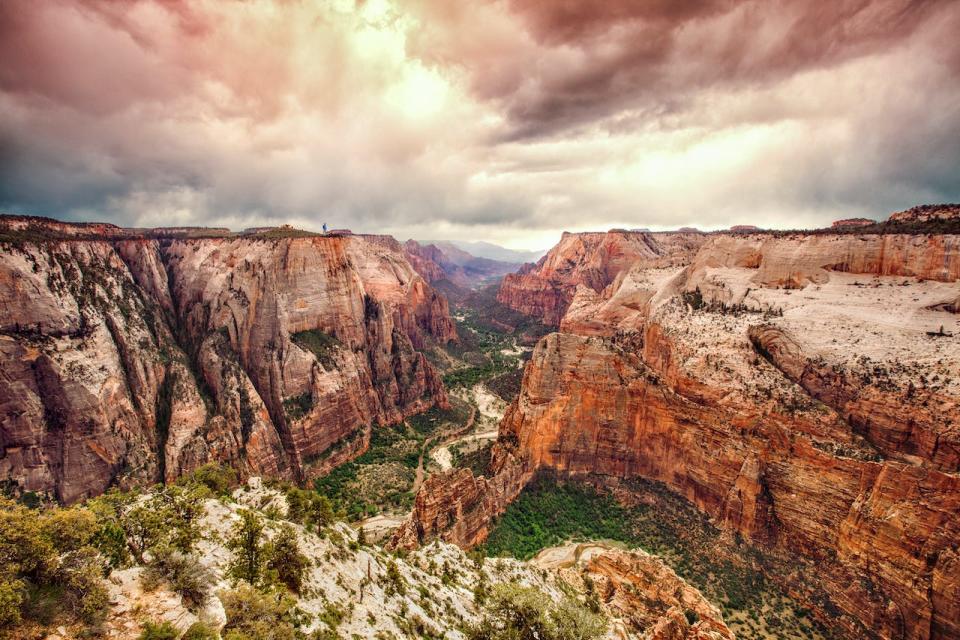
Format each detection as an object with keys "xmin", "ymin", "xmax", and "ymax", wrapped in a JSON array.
[
  {"xmin": 283, "ymin": 486, "xmax": 335, "ymax": 530},
  {"xmin": 226, "ymin": 510, "xmax": 311, "ymax": 596},
  {"xmin": 482, "ymin": 474, "xmax": 837, "ymax": 640},
  {"xmin": 480, "ymin": 476, "xmax": 633, "ymax": 560},
  {"xmin": 467, "ymin": 583, "xmax": 606, "ymax": 640},
  {"xmin": 220, "ymin": 583, "xmax": 307, "ymax": 640},
  {"xmin": 265, "ymin": 524, "xmax": 312, "ymax": 594},
  {"xmin": 139, "ymin": 621, "xmax": 180, "ymax": 640},
  {"xmin": 182, "ymin": 622, "xmax": 220, "ymax": 640},
  {"xmin": 282, "ymin": 392, "xmax": 314, "ymax": 422},
  {"xmin": 227, "ymin": 509, "xmax": 267, "ymax": 586},
  {"xmin": 143, "ymin": 545, "xmax": 215, "ymax": 609},
  {"xmin": 313, "ymin": 402, "xmax": 470, "ymax": 520},
  {"xmin": 442, "ymin": 288, "xmax": 543, "ymax": 390},
  {"xmin": 291, "ymin": 328, "xmax": 341, "ymax": 370}
]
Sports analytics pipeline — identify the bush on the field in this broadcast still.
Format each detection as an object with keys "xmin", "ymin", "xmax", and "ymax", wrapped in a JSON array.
[
  {"xmin": 0, "ymin": 580, "xmax": 23, "ymax": 627},
  {"xmin": 123, "ymin": 486, "xmax": 206, "ymax": 562},
  {"xmin": 0, "ymin": 498, "xmax": 109, "ymax": 628},
  {"xmin": 467, "ymin": 584, "xmax": 606, "ymax": 640},
  {"xmin": 220, "ymin": 583, "xmax": 302, "ymax": 640},
  {"xmin": 181, "ymin": 464, "xmax": 238, "ymax": 496},
  {"xmin": 56, "ymin": 548, "xmax": 110, "ymax": 624},
  {"xmin": 144, "ymin": 546, "xmax": 215, "ymax": 609},
  {"xmin": 265, "ymin": 525, "xmax": 310, "ymax": 594},
  {"xmin": 284, "ymin": 488, "xmax": 334, "ymax": 530},
  {"xmin": 227, "ymin": 510, "xmax": 265, "ymax": 586},
  {"xmin": 139, "ymin": 621, "xmax": 179, "ymax": 640},
  {"xmin": 182, "ymin": 621, "xmax": 220, "ymax": 640}
]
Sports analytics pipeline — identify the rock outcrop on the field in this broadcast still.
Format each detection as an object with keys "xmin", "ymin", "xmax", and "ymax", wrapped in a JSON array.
[
  {"xmin": 889, "ymin": 204, "xmax": 960, "ymax": 224},
  {"xmin": 0, "ymin": 217, "xmax": 455, "ymax": 503},
  {"xmin": 403, "ymin": 226, "xmax": 960, "ymax": 639},
  {"xmin": 496, "ymin": 231, "xmax": 708, "ymax": 325}
]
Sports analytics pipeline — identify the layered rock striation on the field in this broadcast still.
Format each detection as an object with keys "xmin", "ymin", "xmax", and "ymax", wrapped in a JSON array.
[
  {"xmin": 402, "ymin": 225, "xmax": 960, "ymax": 639},
  {"xmin": 496, "ymin": 230, "xmax": 708, "ymax": 325},
  {"xmin": 0, "ymin": 217, "xmax": 455, "ymax": 503}
]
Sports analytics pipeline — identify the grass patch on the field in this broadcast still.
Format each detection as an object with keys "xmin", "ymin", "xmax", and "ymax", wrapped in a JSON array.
[
  {"xmin": 291, "ymin": 329, "xmax": 340, "ymax": 370},
  {"xmin": 480, "ymin": 476, "xmax": 633, "ymax": 560}
]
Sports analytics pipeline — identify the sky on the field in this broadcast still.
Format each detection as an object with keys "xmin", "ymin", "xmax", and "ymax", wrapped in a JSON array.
[{"xmin": 1, "ymin": 0, "xmax": 958, "ymax": 250}]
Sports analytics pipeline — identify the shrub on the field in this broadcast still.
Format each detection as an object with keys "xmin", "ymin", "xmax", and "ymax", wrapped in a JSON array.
[
  {"xmin": 182, "ymin": 621, "xmax": 219, "ymax": 640},
  {"xmin": 220, "ymin": 583, "xmax": 302, "ymax": 640},
  {"xmin": 181, "ymin": 464, "xmax": 238, "ymax": 496},
  {"xmin": 139, "ymin": 621, "xmax": 179, "ymax": 640},
  {"xmin": 39, "ymin": 508, "xmax": 98, "ymax": 553},
  {"xmin": 467, "ymin": 584, "xmax": 606, "ymax": 640},
  {"xmin": 284, "ymin": 488, "xmax": 334, "ymax": 530},
  {"xmin": 0, "ymin": 499, "xmax": 109, "ymax": 627},
  {"xmin": 56, "ymin": 548, "xmax": 110, "ymax": 624},
  {"xmin": 124, "ymin": 486, "xmax": 206, "ymax": 562},
  {"xmin": 227, "ymin": 510, "xmax": 265, "ymax": 586},
  {"xmin": 383, "ymin": 560, "xmax": 406, "ymax": 597},
  {"xmin": 0, "ymin": 580, "xmax": 23, "ymax": 628},
  {"xmin": 265, "ymin": 525, "xmax": 310, "ymax": 594},
  {"xmin": 144, "ymin": 546, "xmax": 215, "ymax": 609}
]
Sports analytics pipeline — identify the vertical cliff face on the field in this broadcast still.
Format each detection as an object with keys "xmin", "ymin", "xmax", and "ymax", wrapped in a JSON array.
[
  {"xmin": 401, "ymin": 228, "xmax": 960, "ymax": 639},
  {"xmin": 496, "ymin": 231, "xmax": 708, "ymax": 325},
  {"xmin": 0, "ymin": 220, "xmax": 455, "ymax": 503}
]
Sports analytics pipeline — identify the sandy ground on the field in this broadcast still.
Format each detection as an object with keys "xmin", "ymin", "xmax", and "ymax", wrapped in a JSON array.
[
  {"xmin": 531, "ymin": 540, "xmax": 627, "ymax": 570},
  {"xmin": 431, "ymin": 383, "xmax": 505, "ymax": 471},
  {"xmin": 356, "ymin": 514, "xmax": 408, "ymax": 541}
]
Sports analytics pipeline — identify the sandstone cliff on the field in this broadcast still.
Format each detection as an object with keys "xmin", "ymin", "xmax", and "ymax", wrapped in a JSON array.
[
  {"xmin": 0, "ymin": 218, "xmax": 455, "ymax": 503},
  {"xmin": 496, "ymin": 230, "xmax": 708, "ymax": 325},
  {"xmin": 402, "ymin": 227, "xmax": 960, "ymax": 639}
]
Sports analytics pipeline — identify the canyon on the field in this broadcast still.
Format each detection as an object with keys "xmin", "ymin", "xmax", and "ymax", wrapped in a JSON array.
[
  {"xmin": 3, "ymin": 208, "xmax": 960, "ymax": 639},
  {"xmin": 399, "ymin": 207, "xmax": 960, "ymax": 639},
  {"xmin": 0, "ymin": 217, "xmax": 455, "ymax": 504}
]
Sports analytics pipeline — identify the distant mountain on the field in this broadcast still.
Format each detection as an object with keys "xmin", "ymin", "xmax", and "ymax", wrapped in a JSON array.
[
  {"xmin": 404, "ymin": 240, "xmax": 522, "ymax": 294},
  {"xmin": 428, "ymin": 240, "xmax": 546, "ymax": 264}
]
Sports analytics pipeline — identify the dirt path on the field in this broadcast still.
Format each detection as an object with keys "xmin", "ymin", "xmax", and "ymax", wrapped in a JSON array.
[
  {"xmin": 429, "ymin": 383, "xmax": 505, "ymax": 471},
  {"xmin": 412, "ymin": 405, "xmax": 476, "ymax": 493}
]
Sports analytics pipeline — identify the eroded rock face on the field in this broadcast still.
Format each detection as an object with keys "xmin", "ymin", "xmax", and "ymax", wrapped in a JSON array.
[
  {"xmin": 392, "ymin": 443, "xmax": 530, "ymax": 549},
  {"xmin": 581, "ymin": 549, "xmax": 734, "ymax": 640},
  {"xmin": 686, "ymin": 233, "xmax": 960, "ymax": 290},
  {"xmin": 403, "ymin": 228, "xmax": 960, "ymax": 639},
  {"xmin": 497, "ymin": 231, "xmax": 708, "ymax": 325},
  {"xmin": 0, "ymin": 219, "xmax": 455, "ymax": 502},
  {"xmin": 888, "ymin": 204, "xmax": 960, "ymax": 224}
]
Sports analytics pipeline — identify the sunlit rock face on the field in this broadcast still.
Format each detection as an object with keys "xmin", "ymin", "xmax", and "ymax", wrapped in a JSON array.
[
  {"xmin": 496, "ymin": 230, "xmax": 709, "ymax": 326},
  {"xmin": 403, "ymin": 227, "xmax": 960, "ymax": 640},
  {"xmin": 0, "ymin": 217, "xmax": 454, "ymax": 503}
]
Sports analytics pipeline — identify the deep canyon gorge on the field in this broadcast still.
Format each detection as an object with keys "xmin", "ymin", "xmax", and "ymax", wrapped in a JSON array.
[{"xmin": 2, "ymin": 208, "xmax": 959, "ymax": 639}]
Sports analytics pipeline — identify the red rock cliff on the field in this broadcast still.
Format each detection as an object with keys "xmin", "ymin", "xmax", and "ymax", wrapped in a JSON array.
[
  {"xmin": 496, "ymin": 230, "xmax": 707, "ymax": 325},
  {"xmin": 402, "ymin": 228, "xmax": 960, "ymax": 640},
  {"xmin": 0, "ymin": 219, "xmax": 455, "ymax": 503}
]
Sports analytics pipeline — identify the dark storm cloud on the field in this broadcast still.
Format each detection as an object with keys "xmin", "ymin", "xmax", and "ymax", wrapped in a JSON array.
[
  {"xmin": 479, "ymin": 0, "xmax": 957, "ymax": 138},
  {"xmin": 0, "ymin": 0, "xmax": 958, "ymax": 245}
]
